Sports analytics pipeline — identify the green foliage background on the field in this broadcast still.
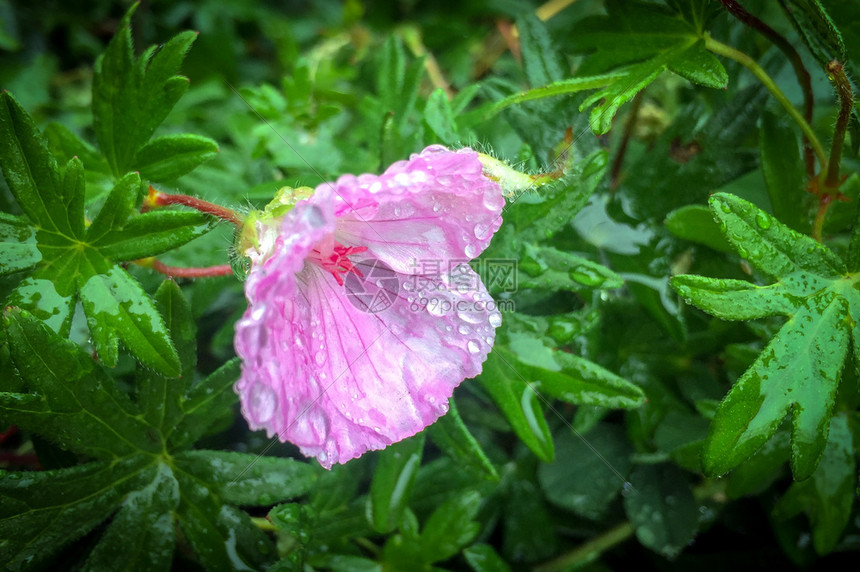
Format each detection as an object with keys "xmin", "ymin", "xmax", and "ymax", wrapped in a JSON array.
[{"xmin": 1, "ymin": 0, "xmax": 859, "ymax": 569}]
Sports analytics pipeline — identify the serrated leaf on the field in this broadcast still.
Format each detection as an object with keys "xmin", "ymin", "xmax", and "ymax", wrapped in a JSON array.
[
  {"xmin": 673, "ymin": 193, "xmax": 859, "ymax": 479},
  {"xmin": 0, "ymin": 92, "xmax": 65, "ymax": 233},
  {"xmin": 82, "ymin": 462, "xmax": 180, "ymax": 572},
  {"xmin": 175, "ymin": 450, "xmax": 318, "ymax": 506},
  {"xmin": 79, "ymin": 265, "xmax": 180, "ymax": 375},
  {"xmin": 571, "ymin": 2, "xmax": 726, "ymax": 133},
  {"xmin": 369, "ymin": 434, "xmax": 425, "ymax": 533},
  {"xmin": 134, "ymin": 134, "xmax": 219, "ymax": 182},
  {"xmin": 137, "ymin": 280, "xmax": 196, "ymax": 438},
  {"xmin": 428, "ymin": 398, "xmax": 499, "ymax": 481},
  {"xmin": 478, "ymin": 347, "xmax": 554, "ymax": 462},
  {"xmin": 517, "ymin": 13, "xmax": 564, "ymax": 86},
  {"xmin": 0, "ymin": 455, "xmax": 153, "ymax": 570},
  {"xmin": 92, "ymin": 5, "xmax": 197, "ymax": 177},
  {"xmin": 167, "ymin": 358, "xmax": 241, "ymax": 449},
  {"xmin": 418, "ymin": 490, "xmax": 482, "ymax": 563},
  {"xmin": 623, "ymin": 464, "xmax": 699, "ymax": 558},
  {"xmin": 0, "ymin": 95, "xmax": 211, "ymax": 372},
  {"xmin": 174, "ymin": 470, "xmax": 275, "ymax": 571},
  {"xmin": 709, "ymin": 194, "xmax": 845, "ymax": 277},
  {"xmin": 2, "ymin": 309, "xmax": 159, "ymax": 458},
  {"xmin": 772, "ymin": 414, "xmax": 855, "ymax": 554},
  {"xmin": 86, "ymin": 172, "xmax": 143, "ymax": 241},
  {"xmin": 0, "ymin": 212, "xmax": 40, "ymax": 275},
  {"xmin": 671, "ymin": 276, "xmax": 798, "ymax": 320},
  {"xmin": 95, "ymin": 210, "xmax": 214, "ymax": 263}
]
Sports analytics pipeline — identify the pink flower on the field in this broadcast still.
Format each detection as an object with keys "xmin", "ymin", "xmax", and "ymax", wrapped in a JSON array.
[{"xmin": 234, "ymin": 146, "xmax": 505, "ymax": 468}]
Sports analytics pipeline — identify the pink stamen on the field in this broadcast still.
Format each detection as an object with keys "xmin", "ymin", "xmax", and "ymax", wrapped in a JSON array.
[{"xmin": 308, "ymin": 239, "xmax": 368, "ymax": 286}]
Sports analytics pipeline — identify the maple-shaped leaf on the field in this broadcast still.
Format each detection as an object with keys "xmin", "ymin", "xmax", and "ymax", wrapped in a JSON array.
[
  {"xmin": 0, "ymin": 282, "xmax": 318, "ymax": 570},
  {"xmin": 92, "ymin": 3, "xmax": 218, "ymax": 180},
  {"xmin": 671, "ymin": 192, "xmax": 858, "ymax": 480},
  {"xmin": 0, "ymin": 92, "xmax": 214, "ymax": 376}
]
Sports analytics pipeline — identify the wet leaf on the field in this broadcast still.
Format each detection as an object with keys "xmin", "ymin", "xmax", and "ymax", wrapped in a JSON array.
[{"xmin": 671, "ymin": 193, "xmax": 857, "ymax": 479}]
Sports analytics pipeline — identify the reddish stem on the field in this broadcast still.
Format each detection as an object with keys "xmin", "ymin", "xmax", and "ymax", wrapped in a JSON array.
[
  {"xmin": 146, "ymin": 186, "xmax": 242, "ymax": 226},
  {"xmin": 148, "ymin": 260, "xmax": 234, "ymax": 278}
]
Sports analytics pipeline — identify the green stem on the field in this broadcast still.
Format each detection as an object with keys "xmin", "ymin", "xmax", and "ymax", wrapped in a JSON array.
[
  {"xmin": 704, "ymin": 34, "xmax": 828, "ymax": 170},
  {"xmin": 534, "ymin": 522, "xmax": 635, "ymax": 572},
  {"xmin": 717, "ymin": 0, "xmax": 816, "ymax": 177},
  {"xmin": 460, "ymin": 73, "xmax": 621, "ymax": 126}
]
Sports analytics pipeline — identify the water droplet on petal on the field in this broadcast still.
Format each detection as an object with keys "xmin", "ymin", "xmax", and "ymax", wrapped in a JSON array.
[
  {"xmin": 248, "ymin": 384, "xmax": 277, "ymax": 423},
  {"xmin": 314, "ymin": 350, "xmax": 326, "ymax": 365},
  {"xmin": 489, "ymin": 313, "xmax": 502, "ymax": 328},
  {"xmin": 467, "ymin": 339, "xmax": 481, "ymax": 353},
  {"xmin": 458, "ymin": 324, "xmax": 471, "ymax": 334},
  {"xmin": 464, "ymin": 244, "xmax": 477, "ymax": 258},
  {"xmin": 474, "ymin": 223, "xmax": 490, "ymax": 239}
]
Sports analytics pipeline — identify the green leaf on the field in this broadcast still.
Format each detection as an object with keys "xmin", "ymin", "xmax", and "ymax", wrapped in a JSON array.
[
  {"xmin": 423, "ymin": 88, "xmax": 458, "ymax": 145},
  {"xmin": 0, "ymin": 94, "xmax": 211, "ymax": 372},
  {"xmin": 709, "ymin": 193, "xmax": 845, "ymax": 279},
  {"xmin": 772, "ymin": 414, "xmax": 855, "ymax": 554},
  {"xmin": 478, "ymin": 348, "xmax": 554, "ymax": 462},
  {"xmin": 82, "ymin": 462, "xmax": 180, "ymax": 572},
  {"xmin": 571, "ymin": 2, "xmax": 726, "ymax": 133},
  {"xmin": 167, "ymin": 358, "xmax": 241, "ymax": 449},
  {"xmin": 418, "ymin": 490, "xmax": 482, "ymax": 563},
  {"xmin": 665, "ymin": 204, "xmax": 733, "ymax": 252},
  {"xmin": 95, "ymin": 210, "xmax": 215, "ymax": 262},
  {"xmin": 0, "ymin": 455, "xmax": 154, "ymax": 570},
  {"xmin": 79, "ymin": 265, "xmax": 180, "ymax": 375},
  {"xmin": 174, "ymin": 470, "xmax": 275, "ymax": 571},
  {"xmin": 428, "ymin": 398, "xmax": 499, "ymax": 481},
  {"xmin": 175, "ymin": 450, "xmax": 318, "ymax": 506},
  {"xmin": 136, "ymin": 279, "xmax": 196, "ymax": 438},
  {"xmin": 672, "ymin": 193, "xmax": 857, "ymax": 479},
  {"xmin": 0, "ymin": 92, "xmax": 65, "ymax": 233},
  {"xmin": 671, "ymin": 276, "xmax": 797, "ymax": 320},
  {"xmin": 369, "ymin": 434, "xmax": 425, "ymax": 533},
  {"xmin": 623, "ymin": 464, "xmax": 699, "ymax": 558},
  {"xmin": 134, "ymin": 134, "xmax": 219, "ymax": 182},
  {"xmin": 538, "ymin": 424, "xmax": 633, "ymax": 519},
  {"xmin": 517, "ymin": 13, "xmax": 564, "ymax": 86},
  {"xmin": 726, "ymin": 430, "xmax": 791, "ymax": 498},
  {"xmin": 503, "ymin": 329, "xmax": 645, "ymax": 409},
  {"xmin": 92, "ymin": 5, "xmax": 197, "ymax": 177},
  {"xmin": 502, "ymin": 479, "xmax": 556, "ymax": 562},
  {"xmin": 0, "ymin": 212, "xmax": 40, "ymax": 275},
  {"xmin": 517, "ymin": 244, "xmax": 623, "ymax": 292},
  {"xmin": 2, "ymin": 309, "xmax": 159, "ymax": 458},
  {"xmin": 463, "ymin": 544, "xmax": 512, "ymax": 572},
  {"xmin": 759, "ymin": 109, "xmax": 807, "ymax": 232}
]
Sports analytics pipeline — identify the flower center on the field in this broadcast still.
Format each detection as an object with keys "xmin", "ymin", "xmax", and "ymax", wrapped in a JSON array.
[{"xmin": 308, "ymin": 236, "xmax": 369, "ymax": 286}]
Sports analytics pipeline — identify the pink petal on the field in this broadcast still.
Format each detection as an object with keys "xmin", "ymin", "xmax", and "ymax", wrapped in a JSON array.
[
  {"xmin": 314, "ymin": 145, "xmax": 504, "ymax": 274},
  {"xmin": 235, "ymin": 196, "xmax": 502, "ymax": 469}
]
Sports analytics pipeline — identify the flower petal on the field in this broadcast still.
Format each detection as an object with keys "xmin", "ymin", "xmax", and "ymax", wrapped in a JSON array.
[
  {"xmin": 236, "ymin": 210, "xmax": 501, "ymax": 468},
  {"xmin": 315, "ymin": 146, "xmax": 504, "ymax": 274}
]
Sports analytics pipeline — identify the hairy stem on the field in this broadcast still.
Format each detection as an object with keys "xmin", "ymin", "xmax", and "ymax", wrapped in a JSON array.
[
  {"xmin": 138, "ymin": 259, "xmax": 234, "ymax": 279},
  {"xmin": 146, "ymin": 187, "xmax": 242, "ymax": 226},
  {"xmin": 704, "ymin": 35, "xmax": 828, "ymax": 170},
  {"xmin": 717, "ymin": 0, "xmax": 816, "ymax": 177},
  {"xmin": 825, "ymin": 60, "xmax": 854, "ymax": 188}
]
